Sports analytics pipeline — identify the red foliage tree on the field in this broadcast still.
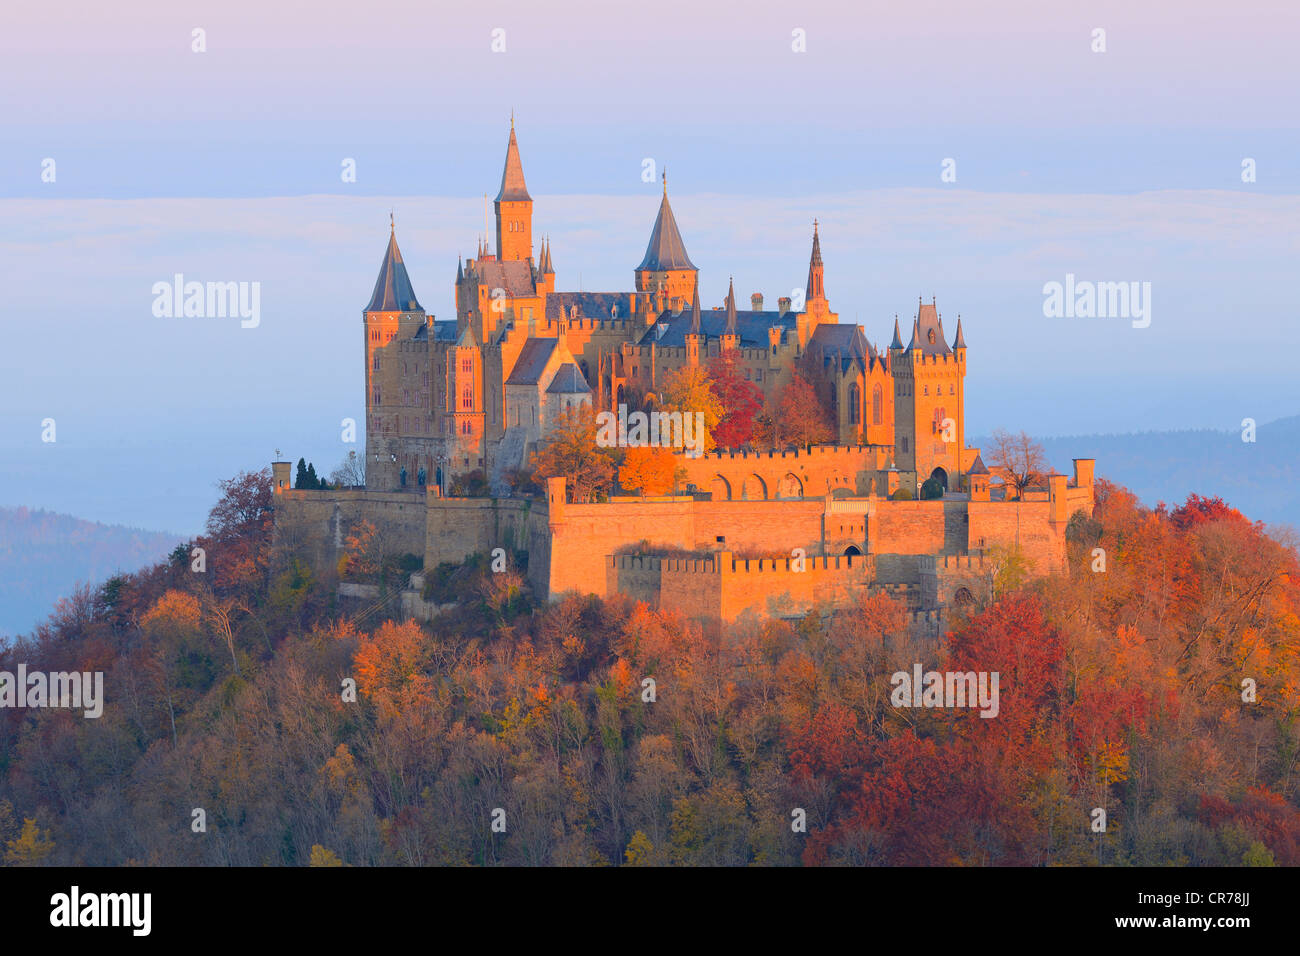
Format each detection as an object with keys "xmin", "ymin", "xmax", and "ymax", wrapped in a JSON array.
[{"xmin": 707, "ymin": 349, "xmax": 763, "ymax": 449}]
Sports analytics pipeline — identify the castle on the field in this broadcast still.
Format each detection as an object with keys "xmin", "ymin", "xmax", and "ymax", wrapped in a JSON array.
[{"xmin": 272, "ymin": 122, "xmax": 1097, "ymax": 627}]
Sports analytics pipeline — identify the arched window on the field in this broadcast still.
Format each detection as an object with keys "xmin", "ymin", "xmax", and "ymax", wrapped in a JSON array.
[
  {"xmin": 872, "ymin": 384, "xmax": 882, "ymax": 425},
  {"xmin": 461, "ymin": 385, "xmax": 473, "ymax": 409},
  {"xmin": 848, "ymin": 384, "xmax": 860, "ymax": 424}
]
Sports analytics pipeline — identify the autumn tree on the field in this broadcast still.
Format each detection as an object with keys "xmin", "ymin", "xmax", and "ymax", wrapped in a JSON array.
[
  {"xmin": 656, "ymin": 365, "xmax": 723, "ymax": 453},
  {"xmin": 619, "ymin": 446, "xmax": 681, "ymax": 497},
  {"xmin": 706, "ymin": 349, "xmax": 763, "ymax": 449},
  {"xmin": 777, "ymin": 373, "xmax": 833, "ymax": 448},
  {"xmin": 339, "ymin": 519, "xmax": 381, "ymax": 582},
  {"xmin": 988, "ymin": 429, "xmax": 1048, "ymax": 498},
  {"xmin": 528, "ymin": 404, "xmax": 616, "ymax": 502},
  {"xmin": 330, "ymin": 450, "xmax": 366, "ymax": 488}
]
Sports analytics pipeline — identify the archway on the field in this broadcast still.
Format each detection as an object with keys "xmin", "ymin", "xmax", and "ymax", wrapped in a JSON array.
[
  {"xmin": 929, "ymin": 466, "xmax": 949, "ymax": 491},
  {"xmin": 741, "ymin": 474, "xmax": 768, "ymax": 500},
  {"xmin": 843, "ymin": 545, "xmax": 863, "ymax": 557},
  {"xmin": 710, "ymin": 474, "xmax": 732, "ymax": 501},
  {"xmin": 776, "ymin": 473, "xmax": 804, "ymax": 499}
]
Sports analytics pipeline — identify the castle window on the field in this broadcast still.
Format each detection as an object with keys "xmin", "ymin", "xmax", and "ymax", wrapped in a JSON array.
[
  {"xmin": 872, "ymin": 384, "xmax": 882, "ymax": 425},
  {"xmin": 462, "ymin": 359, "xmax": 472, "ymax": 373},
  {"xmin": 373, "ymin": 355, "xmax": 380, "ymax": 371},
  {"xmin": 744, "ymin": 368, "xmax": 751, "ymax": 380},
  {"xmin": 461, "ymin": 421, "xmax": 471, "ymax": 435},
  {"xmin": 924, "ymin": 386, "xmax": 929, "ymax": 395},
  {"xmin": 848, "ymin": 384, "xmax": 859, "ymax": 423},
  {"xmin": 950, "ymin": 384, "xmax": 955, "ymax": 395},
  {"xmin": 901, "ymin": 437, "xmax": 909, "ymax": 453},
  {"xmin": 373, "ymin": 389, "xmax": 381, "ymax": 404},
  {"xmin": 756, "ymin": 369, "xmax": 763, "ymax": 382},
  {"xmin": 461, "ymin": 385, "xmax": 473, "ymax": 409}
]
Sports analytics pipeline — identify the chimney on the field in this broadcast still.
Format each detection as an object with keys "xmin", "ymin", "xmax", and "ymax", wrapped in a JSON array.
[
  {"xmin": 751, "ymin": 293, "xmax": 763, "ymax": 311},
  {"xmin": 778, "ymin": 296, "xmax": 792, "ymax": 316}
]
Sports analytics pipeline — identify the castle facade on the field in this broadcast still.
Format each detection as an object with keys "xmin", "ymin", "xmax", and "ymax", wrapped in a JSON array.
[{"xmin": 272, "ymin": 123, "xmax": 1098, "ymax": 627}]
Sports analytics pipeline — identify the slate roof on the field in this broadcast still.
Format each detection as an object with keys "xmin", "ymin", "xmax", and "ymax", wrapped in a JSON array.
[
  {"xmin": 496, "ymin": 125, "xmax": 531, "ymax": 202},
  {"xmin": 412, "ymin": 320, "xmax": 457, "ymax": 343},
  {"xmin": 810, "ymin": 323, "xmax": 873, "ymax": 360},
  {"xmin": 644, "ymin": 307, "xmax": 796, "ymax": 349},
  {"xmin": 968, "ymin": 454, "xmax": 989, "ymax": 475},
  {"xmin": 636, "ymin": 191, "xmax": 697, "ymax": 272},
  {"xmin": 546, "ymin": 362, "xmax": 590, "ymax": 394},
  {"xmin": 505, "ymin": 337, "xmax": 558, "ymax": 385},
  {"xmin": 472, "ymin": 259, "xmax": 537, "ymax": 297},
  {"xmin": 909, "ymin": 301, "xmax": 953, "ymax": 357},
  {"xmin": 545, "ymin": 292, "xmax": 631, "ymax": 321},
  {"xmin": 366, "ymin": 229, "xmax": 423, "ymax": 313}
]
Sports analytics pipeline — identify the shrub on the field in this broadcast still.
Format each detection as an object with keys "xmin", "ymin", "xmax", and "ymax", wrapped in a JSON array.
[{"xmin": 891, "ymin": 487, "xmax": 914, "ymax": 501}]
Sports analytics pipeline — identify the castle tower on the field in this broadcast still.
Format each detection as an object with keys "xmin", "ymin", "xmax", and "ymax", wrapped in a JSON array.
[
  {"xmin": 893, "ymin": 298, "xmax": 966, "ymax": 492},
  {"xmin": 364, "ymin": 216, "xmax": 424, "ymax": 489},
  {"xmin": 494, "ymin": 118, "xmax": 533, "ymax": 263},
  {"xmin": 685, "ymin": 285, "xmax": 704, "ymax": 367},
  {"xmin": 796, "ymin": 220, "xmax": 836, "ymax": 348},
  {"xmin": 449, "ymin": 322, "xmax": 484, "ymax": 468},
  {"xmin": 635, "ymin": 172, "xmax": 698, "ymax": 308},
  {"xmin": 719, "ymin": 277, "xmax": 740, "ymax": 353}
]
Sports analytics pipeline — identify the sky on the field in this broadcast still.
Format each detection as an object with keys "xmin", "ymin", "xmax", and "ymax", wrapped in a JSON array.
[{"xmin": 0, "ymin": 0, "xmax": 1297, "ymax": 535}]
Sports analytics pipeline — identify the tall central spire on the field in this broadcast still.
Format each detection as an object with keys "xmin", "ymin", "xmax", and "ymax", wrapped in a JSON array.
[
  {"xmin": 496, "ymin": 124, "xmax": 530, "ymax": 203},
  {"xmin": 494, "ymin": 121, "xmax": 533, "ymax": 262},
  {"xmin": 805, "ymin": 219, "xmax": 825, "ymax": 301}
]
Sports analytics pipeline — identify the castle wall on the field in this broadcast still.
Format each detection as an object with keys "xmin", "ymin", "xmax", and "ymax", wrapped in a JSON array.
[
  {"xmin": 673, "ymin": 445, "xmax": 892, "ymax": 502},
  {"xmin": 273, "ymin": 488, "xmax": 427, "ymax": 570}
]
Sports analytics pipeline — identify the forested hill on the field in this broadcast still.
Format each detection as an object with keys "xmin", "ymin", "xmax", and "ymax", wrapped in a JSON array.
[
  {"xmin": 0, "ymin": 507, "xmax": 182, "ymax": 640},
  {"xmin": 1, "ymin": 469, "xmax": 1298, "ymax": 866}
]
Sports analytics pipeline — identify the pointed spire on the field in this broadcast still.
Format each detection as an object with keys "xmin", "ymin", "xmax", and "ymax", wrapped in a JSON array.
[
  {"xmin": 496, "ymin": 122, "xmax": 531, "ymax": 202},
  {"xmin": 456, "ymin": 255, "xmax": 463, "ymax": 282},
  {"xmin": 724, "ymin": 276, "xmax": 737, "ymax": 335},
  {"xmin": 905, "ymin": 318, "xmax": 921, "ymax": 352},
  {"xmin": 365, "ymin": 223, "xmax": 422, "ymax": 312},
  {"xmin": 637, "ymin": 181, "xmax": 697, "ymax": 273},
  {"xmin": 953, "ymin": 315, "xmax": 967, "ymax": 349},
  {"xmin": 890, "ymin": 315, "xmax": 903, "ymax": 350},
  {"xmin": 540, "ymin": 234, "xmax": 554, "ymax": 275},
  {"xmin": 689, "ymin": 284, "xmax": 702, "ymax": 335},
  {"xmin": 805, "ymin": 219, "xmax": 825, "ymax": 301}
]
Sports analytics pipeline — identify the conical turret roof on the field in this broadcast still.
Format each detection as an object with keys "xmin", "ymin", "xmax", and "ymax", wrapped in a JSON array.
[
  {"xmin": 636, "ymin": 177, "xmax": 697, "ymax": 272},
  {"xmin": 366, "ymin": 223, "xmax": 422, "ymax": 312},
  {"xmin": 495, "ymin": 122, "xmax": 531, "ymax": 203}
]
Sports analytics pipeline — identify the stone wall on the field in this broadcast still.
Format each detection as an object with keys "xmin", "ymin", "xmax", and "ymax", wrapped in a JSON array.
[{"xmin": 273, "ymin": 488, "xmax": 427, "ymax": 571}]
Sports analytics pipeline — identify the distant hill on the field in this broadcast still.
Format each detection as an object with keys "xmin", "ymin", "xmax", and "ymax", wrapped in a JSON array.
[
  {"xmin": 0, "ymin": 507, "xmax": 182, "ymax": 640},
  {"xmin": 992, "ymin": 414, "xmax": 1299, "ymax": 530}
]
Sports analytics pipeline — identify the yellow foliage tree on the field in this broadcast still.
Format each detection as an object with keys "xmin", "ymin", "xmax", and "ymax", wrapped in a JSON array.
[
  {"xmin": 619, "ymin": 446, "xmax": 680, "ymax": 497},
  {"xmin": 309, "ymin": 845, "xmax": 344, "ymax": 867},
  {"xmin": 4, "ymin": 818, "xmax": 55, "ymax": 866}
]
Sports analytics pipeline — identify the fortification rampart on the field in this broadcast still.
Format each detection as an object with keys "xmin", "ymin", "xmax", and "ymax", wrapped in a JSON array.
[{"xmin": 272, "ymin": 488, "xmax": 426, "ymax": 570}]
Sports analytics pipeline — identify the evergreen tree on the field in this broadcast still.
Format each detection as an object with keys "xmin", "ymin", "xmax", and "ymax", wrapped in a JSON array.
[
  {"xmin": 305, "ymin": 462, "xmax": 320, "ymax": 489},
  {"xmin": 295, "ymin": 458, "xmax": 309, "ymax": 489}
]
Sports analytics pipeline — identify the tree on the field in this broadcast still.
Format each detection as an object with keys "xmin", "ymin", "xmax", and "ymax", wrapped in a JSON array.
[
  {"xmin": 988, "ymin": 429, "xmax": 1047, "ymax": 498},
  {"xmin": 330, "ymin": 450, "xmax": 366, "ymax": 488},
  {"xmin": 777, "ymin": 374, "xmax": 833, "ymax": 448},
  {"xmin": 528, "ymin": 404, "xmax": 616, "ymax": 502},
  {"xmin": 207, "ymin": 468, "xmax": 274, "ymax": 540},
  {"xmin": 657, "ymin": 365, "xmax": 723, "ymax": 453},
  {"xmin": 707, "ymin": 349, "xmax": 763, "ymax": 449},
  {"xmin": 339, "ymin": 519, "xmax": 381, "ymax": 582},
  {"xmin": 619, "ymin": 446, "xmax": 680, "ymax": 497},
  {"xmin": 920, "ymin": 476, "xmax": 945, "ymax": 500},
  {"xmin": 295, "ymin": 458, "xmax": 309, "ymax": 489},
  {"xmin": 4, "ymin": 818, "xmax": 55, "ymax": 866},
  {"xmin": 305, "ymin": 461, "xmax": 321, "ymax": 489}
]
